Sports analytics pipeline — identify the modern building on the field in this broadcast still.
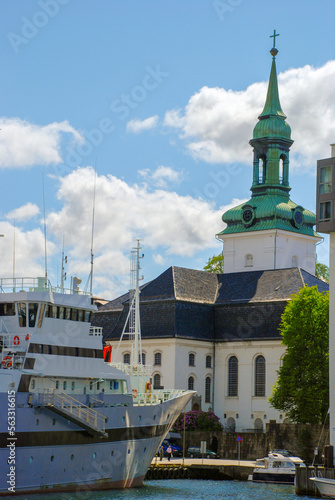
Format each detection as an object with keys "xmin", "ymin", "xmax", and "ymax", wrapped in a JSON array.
[{"xmin": 93, "ymin": 38, "xmax": 328, "ymax": 432}]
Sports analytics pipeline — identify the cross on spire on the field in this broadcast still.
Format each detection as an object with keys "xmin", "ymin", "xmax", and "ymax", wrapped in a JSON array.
[{"xmin": 270, "ymin": 29, "xmax": 280, "ymax": 49}]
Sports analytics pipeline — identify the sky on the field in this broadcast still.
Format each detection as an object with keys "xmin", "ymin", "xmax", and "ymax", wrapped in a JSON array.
[{"xmin": 0, "ymin": 0, "xmax": 334, "ymax": 299}]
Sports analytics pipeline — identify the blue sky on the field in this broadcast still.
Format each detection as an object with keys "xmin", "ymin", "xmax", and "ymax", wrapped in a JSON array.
[{"xmin": 0, "ymin": 0, "xmax": 334, "ymax": 298}]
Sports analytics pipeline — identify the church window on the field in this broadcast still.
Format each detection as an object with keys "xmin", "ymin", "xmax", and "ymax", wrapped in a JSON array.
[
  {"xmin": 154, "ymin": 352, "xmax": 162, "ymax": 365},
  {"xmin": 292, "ymin": 255, "xmax": 298, "ymax": 267},
  {"xmin": 320, "ymin": 166, "xmax": 332, "ymax": 193},
  {"xmin": 123, "ymin": 353, "xmax": 130, "ymax": 364},
  {"xmin": 320, "ymin": 201, "xmax": 331, "ymax": 221},
  {"xmin": 205, "ymin": 377, "xmax": 211, "ymax": 403},
  {"xmin": 189, "ymin": 353, "xmax": 195, "ymax": 367},
  {"xmin": 188, "ymin": 376, "xmax": 194, "ymax": 391},
  {"xmin": 138, "ymin": 352, "xmax": 146, "ymax": 365},
  {"xmin": 255, "ymin": 355, "xmax": 266, "ymax": 397},
  {"xmin": 228, "ymin": 356, "xmax": 238, "ymax": 397},
  {"xmin": 245, "ymin": 254, "xmax": 253, "ymax": 267},
  {"xmin": 153, "ymin": 373, "xmax": 161, "ymax": 389},
  {"xmin": 206, "ymin": 355, "xmax": 212, "ymax": 368}
]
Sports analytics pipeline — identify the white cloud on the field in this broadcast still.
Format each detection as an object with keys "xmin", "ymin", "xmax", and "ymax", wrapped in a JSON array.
[
  {"xmin": 6, "ymin": 202, "xmax": 40, "ymax": 222},
  {"xmin": 153, "ymin": 253, "xmax": 165, "ymax": 265},
  {"xmin": 0, "ymin": 118, "xmax": 83, "ymax": 168},
  {"xmin": 126, "ymin": 115, "xmax": 159, "ymax": 133},
  {"xmin": 163, "ymin": 60, "xmax": 335, "ymax": 169},
  {"xmin": 138, "ymin": 165, "xmax": 183, "ymax": 188},
  {"xmin": 41, "ymin": 166, "xmax": 235, "ymax": 296}
]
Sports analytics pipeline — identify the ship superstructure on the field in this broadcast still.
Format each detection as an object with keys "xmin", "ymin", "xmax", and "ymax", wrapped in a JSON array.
[{"xmin": 0, "ymin": 273, "xmax": 193, "ymax": 495}]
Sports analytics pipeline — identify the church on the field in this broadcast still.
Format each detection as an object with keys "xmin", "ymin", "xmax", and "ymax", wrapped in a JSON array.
[{"xmin": 93, "ymin": 37, "xmax": 328, "ymax": 433}]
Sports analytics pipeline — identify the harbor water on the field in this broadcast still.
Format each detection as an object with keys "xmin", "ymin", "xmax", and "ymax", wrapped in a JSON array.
[{"xmin": 11, "ymin": 479, "xmax": 320, "ymax": 500}]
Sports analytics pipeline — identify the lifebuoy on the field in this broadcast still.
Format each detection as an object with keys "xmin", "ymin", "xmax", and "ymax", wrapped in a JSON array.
[
  {"xmin": 13, "ymin": 336, "xmax": 20, "ymax": 346},
  {"xmin": 2, "ymin": 356, "xmax": 12, "ymax": 368},
  {"xmin": 132, "ymin": 389, "xmax": 138, "ymax": 399}
]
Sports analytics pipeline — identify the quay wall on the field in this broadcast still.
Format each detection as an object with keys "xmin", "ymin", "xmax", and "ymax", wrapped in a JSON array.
[{"xmin": 182, "ymin": 422, "xmax": 328, "ymax": 462}]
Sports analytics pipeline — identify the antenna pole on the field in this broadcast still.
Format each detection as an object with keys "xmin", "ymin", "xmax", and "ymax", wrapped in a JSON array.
[
  {"xmin": 42, "ymin": 173, "xmax": 48, "ymax": 279},
  {"xmin": 89, "ymin": 166, "xmax": 97, "ymax": 296}
]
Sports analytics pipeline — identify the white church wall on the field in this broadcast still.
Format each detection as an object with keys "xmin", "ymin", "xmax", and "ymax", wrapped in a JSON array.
[
  {"xmin": 214, "ymin": 340, "xmax": 286, "ymax": 432},
  {"xmin": 222, "ymin": 229, "xmax": 318, "ymax": 275}
]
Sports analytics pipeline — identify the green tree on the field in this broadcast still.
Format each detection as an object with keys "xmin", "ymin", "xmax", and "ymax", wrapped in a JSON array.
[
  {"xmin": 203, "ymin": 253, "xmax": 223, "ymax": 273},
  {"xmin": 316, "ymin": 261, "xmax": 329, "ymax": 283},
  {"xmin": 269, "ymin": 286, "xmax": 329, "ymax": 424}
]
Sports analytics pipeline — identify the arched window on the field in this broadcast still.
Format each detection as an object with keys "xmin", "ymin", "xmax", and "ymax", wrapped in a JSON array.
[
  {"xmin": 255, "ymin": 355, "xmax": 266, "ymax": 397},
  {"xmin": 226, "ymin": 417, "xmax": 235, "ymax": 432},
  {"xmin": 254, "ymin": 418, "xmax": 263, "ymax": 432},
  {"xmin": 188, "ymin": 376, "xmax": 194, "ymax": 391},
  {"xmin": 228, "ymin": 356, "xmax": 238, "ymax": 397},
  {"xmin": 138, "ymin": 352, "xmax": 146, "ymax": 365},
  {"xmin": 189, "ymin": 353, "xmax": 195, "ymax": 367},
  {"xmin": 206, "ymin": 355, "xmax": 212, "ymax": 368},
  {"xmin": 292, "ymin": 255, "xmax": 298, "ymax": 267},
  {"xmin": 245, "ymin": 254, "xmax": 253, "ymax": 267},
  {"xmin": 123, "ymin": 353, "xmax": 130, "ymax": 364},
  {"xmin": 205, "ymin": 377, "xmax": 211, "ymax": 403},
  {"xmin": 153, "ymin": 373, "xmax": 161, "ymax": 389},
  {"xmin": 154, "ymin": 352, "xmax": 162, "ymax": 365},
  {"xmin": 259, "ymin": 156, "xmax": 266, "ymax": 183}
]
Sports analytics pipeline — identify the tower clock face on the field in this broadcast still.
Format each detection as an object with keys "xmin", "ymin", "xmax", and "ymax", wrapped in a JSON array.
[
  {"xmin": 294, "ymin": 210, "xmax": 303, "ymax": 225},
  {"xmin": 242, "ymin": 209, "xmax": 253, "ymax": 223}
]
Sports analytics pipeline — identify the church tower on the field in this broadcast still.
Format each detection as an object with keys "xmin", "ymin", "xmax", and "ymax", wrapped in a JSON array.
[{"xmin": 217, "ymin": 32, "xmax": 321, "ymax": 275}]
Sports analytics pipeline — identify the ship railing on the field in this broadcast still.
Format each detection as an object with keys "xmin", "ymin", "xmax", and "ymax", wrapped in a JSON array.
[
  {"xmin": 110, "ymin": 362, "xmax": 153, "ymax": 377},
  {"xmin": 38, "ymin": 388, "xmax": 107, "ymax": 432},
  {"xmin": 0, "ymin": 277, "xmax": 91, "ymax": 296},
  {"xmin": 133, "ymin": 388, "xmax": 191, "ymax": 406}
]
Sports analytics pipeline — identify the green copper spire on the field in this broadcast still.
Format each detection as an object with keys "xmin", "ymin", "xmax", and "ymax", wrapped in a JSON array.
[{"xmin": 217, "ymin": 32, "xmax": 318, "ymax": 240}]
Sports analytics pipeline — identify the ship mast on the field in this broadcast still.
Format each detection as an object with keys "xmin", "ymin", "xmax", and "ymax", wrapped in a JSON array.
[{"xmin": 129, "ymin": 240, "xmax": 143, "ymax": 365}]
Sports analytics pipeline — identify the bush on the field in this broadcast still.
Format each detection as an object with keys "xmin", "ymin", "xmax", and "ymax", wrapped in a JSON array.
[{"xmin": 172, "ymin": 410, "xmax": 223, "ymax": 432}]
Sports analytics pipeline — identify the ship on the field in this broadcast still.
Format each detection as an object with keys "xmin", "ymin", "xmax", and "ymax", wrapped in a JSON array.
[{"xmin": 0, "ymin": 243, "xmax": 193, "ymax": 495}]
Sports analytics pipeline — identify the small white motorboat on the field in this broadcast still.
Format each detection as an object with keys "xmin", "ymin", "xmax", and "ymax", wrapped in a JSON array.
[
  {"xmin": 250, "ymin": 451, "xmax": 304, "ymax": 484},
  {"xmin": 310, "ymin": 477, "xmax": 335, "ymax": 498}
]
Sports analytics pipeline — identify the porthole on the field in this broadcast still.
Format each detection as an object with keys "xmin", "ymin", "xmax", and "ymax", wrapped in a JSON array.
[
  {"xmin": 153, "ymin": 415, "xmax": 156, "ymax": 421},
  {"xmin": 93, "ymin": 452, "xmax": 96, "ymax": 459},
  {"xmin": 30, "ymin": 457, "xmax": 33, "ymax": 464},
  {"xmin": 52, "ymin": 419, "xmax": 55, "ymax": 426},
  {"xmin": 71, "ymin": 454, "xmax": 74, "ymax": 461},
  {"xmin": 50, "ymin": 455, "xmax": 54, "ymax": 462},
  {"xmin": 111, "ymin": 450, "xmax": 114, "ymax": 457},
  {"xmin": 122, "ymin": 416, "xmax": 125, "ymax": 422},
  {"xmin": 138, "ymin": 415, "xmax": 142, "ymax": 422},
  {"xmin": 36, "ymin": 419, "xmax": 39, "ymax": 426},
  {"xmin": 144, "ymin": 447, "xmax": 147, "ymax": 453},
  {"xmin": 128, "ymin": 449, "xmax": 130, "ymax": 454}
]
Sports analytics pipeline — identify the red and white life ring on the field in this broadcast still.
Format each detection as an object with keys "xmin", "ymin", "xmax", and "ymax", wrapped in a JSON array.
[
  {"xmin": 132, "ymin": 389, "xmax": 138, "ymax": 399},
  {"xmin": 13, "ymin": 335, "xmax": 20, "ymax": 346},
  {"xmin": 2, "ymin": 356, "xmax": 12, "ymax": 368}
]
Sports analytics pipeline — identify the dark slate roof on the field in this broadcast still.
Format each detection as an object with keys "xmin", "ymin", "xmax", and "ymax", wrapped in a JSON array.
[
  {"xmin": 215, "ymin": 267, "xmax": 328, "ymax": 304},
  {"xmin": 93, "ymin": 266, "xmax": 329, "ymax": 343}
]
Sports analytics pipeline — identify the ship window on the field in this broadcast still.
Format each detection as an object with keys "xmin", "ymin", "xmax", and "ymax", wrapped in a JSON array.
[
  {"xmin": 85, "ymin": 311, "xmax": 92, "ymax": 322},
  {"xmin": 58, "ymin": 306, "xmax": 65, "ymax": 319},
  {"xmin": 97, "ymin": 381, "xmax": 100, "ymax": 391},
  {"xmin": 77, "ymin": 310, "xmax": 84, "ymax": 322},
  {"xmin": 29, "ymin": 303, "xmax": 38, "ymax": 327},
  {"xmin": 154, "ymin": 352, "xmax": 162, "ymax": 365},
  {"xmin": 71, "ymin": 309, "xmax": 78, "ymax": 321},
  {"xmin": 37, "ymin": 303, "xmax": 45, "ymax": 328},
  {"xmin": 255, "ymin": 355, "xmax": 266, "ymax": 397},
  {"xmin": 89, "ymin": 381, "xmax": 93, "ymax": 391},
  {"xmin": 188, "ymin": 376, "xmax": 194, "ymax": 391},
  {"xmin": 71, "ymin": 381, "xmax": 75, "ymax": 391},
  {"xmin": 50, "ymin": 455, "xmax": 54, "ymax": 462},
  {"xmin": 0, "ymin": 303, "xmax": 15, "ymax": 316},
  {"xmin": 56, "ymin": 381, "xmax": 59, "ymax": 389},
  {"xmin": 31, "ymin": 379, "xmax": 35, "ymax": 389},
  {"xmin": 51, "ymin": 306, "xmax": 57, "ymax": 318},
  {"xmin": 228, "ymin": 356, "xmax": 238, "ymax": 397},
  {"xmin": 71, "ymin": 454, "xmax": 74, "ymax": 461},
  {"xmin": 65, "ymin": 308, "xmax": 71, "ymax": 320},
  {"xmin": 63, "ymin": 381, "xmax": 67, "ymax": 390},
  {"xmin": 18, "ymin": 303, "xmax": 27, "ymax": 327}
]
